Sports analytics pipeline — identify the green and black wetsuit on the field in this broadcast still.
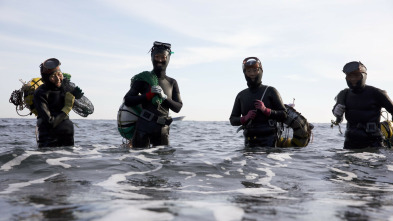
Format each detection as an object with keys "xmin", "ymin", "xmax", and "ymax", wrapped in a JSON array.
[{"xmin": 124, "ymin": 71, "xmax": 182, "ymax": 148}]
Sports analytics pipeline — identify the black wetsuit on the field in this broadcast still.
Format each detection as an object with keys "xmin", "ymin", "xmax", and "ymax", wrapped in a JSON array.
[
  {"xmin": 124, "ymin": 72, "xmax": 182, "ymax": 148},
  {"xmin": 230, "ymin": 85, "xmax": 287, "ymax": 147},
  {"xmin": 34, "ymin": 84, "xmax": 74, "ymax": 147},
  {"xmin": 333, "ymin": 85, "xmax": 393, "ymax": 149}
]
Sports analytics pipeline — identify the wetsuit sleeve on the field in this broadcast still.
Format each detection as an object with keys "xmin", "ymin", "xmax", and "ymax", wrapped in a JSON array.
[
  {"xmin": 332, "ymin": 89, "xmax": 348, "ymax": 123},
  {"xmin": 268, "ymin": 87, "xmax": 287, "ymax": 122},
  {"xmin": 162, "ymin": 80, "xmax": 183, "ymax": 113},
  {"xmin": 375, "ymin": 89, "xmax": 393, "ymax": 120},
  {"xmin": 332, "ymin": 89, "xmax": 348, "ymax": 113},
  {"xmin": 229, "ymin": 93, "xmax": 242, "ymax": 126},
  {"xmin": 34, "ymin": 89, "xmax": 68, "ymax": 128},
  {"xmin": 124, "ymin": 80, "xmax": 150, "ymax": 107}
]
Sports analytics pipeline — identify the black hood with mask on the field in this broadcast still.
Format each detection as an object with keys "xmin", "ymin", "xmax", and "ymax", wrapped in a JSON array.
[
  {"xmin": 242, "ymin": 57, "xmax": 263, "ymax": 89},
  {"xmin": 150, "ymin": 41, "xmax": 172, "ymax": 78},
  {"xmin": 40, "ymin": 58, "xmax": 63, "ymax": 90},
  {"xmin": 343, "ymin": 61, "xmax": 367, "ymax": 92}
]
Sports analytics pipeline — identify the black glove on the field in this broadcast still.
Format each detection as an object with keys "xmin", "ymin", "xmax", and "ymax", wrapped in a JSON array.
[{"xmin": 72, "ymin": 86, "xmax": 84, "ymax": 99}]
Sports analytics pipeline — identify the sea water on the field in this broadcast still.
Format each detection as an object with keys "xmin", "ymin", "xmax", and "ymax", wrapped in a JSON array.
[{"xmin": 1, "ymin": 118, "xmax": 393, "ymax": 221}]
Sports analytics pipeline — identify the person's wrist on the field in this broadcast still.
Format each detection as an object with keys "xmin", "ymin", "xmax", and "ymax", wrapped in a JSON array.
[
  {"xmin": 263, "ymin": 108, "xmax": 271, "ymax": 116},
  {"xmin": 240, "ymin": 116, "xmax": 247, "ymax": 125}
]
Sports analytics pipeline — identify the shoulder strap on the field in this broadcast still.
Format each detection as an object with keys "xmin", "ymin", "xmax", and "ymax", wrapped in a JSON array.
[{"xmin": 260, "ymin": 86, "xmax": 270, "ymax": 101}]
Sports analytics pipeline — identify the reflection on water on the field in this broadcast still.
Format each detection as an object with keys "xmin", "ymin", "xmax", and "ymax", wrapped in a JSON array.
[{"xmin": 0, "ymin": 119, "xmax": 393, "ymax": 220}]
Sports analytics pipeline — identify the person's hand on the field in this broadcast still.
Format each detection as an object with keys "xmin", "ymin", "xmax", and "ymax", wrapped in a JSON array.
[
  {"xmin": 240, "ymin": 110, "xmax": 257, "ymax": 125},
  {"xmin": 62, "ymin": 92, "xmax": 75, "ymax": 115},
  {"xmin": 254, "ymin": 100, "xmax": 271, "ymax": 116},
  {"xmin": 72, "ymin": 86, "xmax": 84, "ymax": 99},
  {"xmin": 151, "ymin": 85, "xmax": 167, "ymax": 100},
  {"xmin": 333, "ymin": 104, "xmax": 345, "ymax": 117}
]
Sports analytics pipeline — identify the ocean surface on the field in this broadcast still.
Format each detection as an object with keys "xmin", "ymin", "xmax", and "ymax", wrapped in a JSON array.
[{"xmin": 1, "ymin": 118, "xmax": 393, "ymax": 221}]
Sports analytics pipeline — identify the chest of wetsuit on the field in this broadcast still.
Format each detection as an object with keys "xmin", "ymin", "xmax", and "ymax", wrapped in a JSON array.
[
  {"xmin": 230, "ymin": 85, "xmax": 287, "ymax": 125},
  {"xmin": 124, "ymin": 76, "xmax": 183, "ymax": 118},
  {"xmin": 230, "ymin": 85, "xmax": 287, "ymax": 147}
]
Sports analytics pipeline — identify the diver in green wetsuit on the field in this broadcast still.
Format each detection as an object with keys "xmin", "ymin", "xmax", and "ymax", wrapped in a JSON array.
[
  {"xmin": 124, "ymin": 41, "xmax": 183, "ymax": 148},
  {"xmin": 230, "ymin": 57, "xmax": 287, "ymax": 147}
]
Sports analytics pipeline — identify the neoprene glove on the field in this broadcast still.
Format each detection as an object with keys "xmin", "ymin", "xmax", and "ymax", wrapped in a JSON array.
[
  {"xmin": 151, "ymin": 85, "xmax": 167, "ymax": 100},
  {"xmin": 72, "ymin": 86, "xmax": 84, "ymax": 99},
  {"xmin": 333, "ymin": 104, "xmax": 345, "ymax": 117},
  {"xmin": 240, "ymin": 110, "xmax": 257, "ymax": 125},
  {"xmin": 254, "ymin": 100, "xmax": 271, "ymax": 116},
  {"xmin": 62, "ymin": 92, "xmax": 75, "ymax": 115}
]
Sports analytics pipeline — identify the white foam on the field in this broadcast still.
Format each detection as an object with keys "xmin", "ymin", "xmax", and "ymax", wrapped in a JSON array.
[
  {"xmin": 345, "ymin": 152, "xmax": 386, "ymax": 162},
  {"xmin": 180, "ymin": 185, "xmax": 214, "ymax": 189},
  {"xmin": 267, "ymin": 153, "xmax": 292, "ymax": 161},
  {"xmin": 134, "ymin": 154, "xmax": 156, "ymax": 163},
  {"xmin": 387, "ymin": 165, "xmax": 393, "ymax": 171},
  {"xmin": 1, "ymin": 151, "xmax": 46, "ymax": 171},
  {"xmin": 0, "ymin": 173, "xmax": 58, "ymax": 194},
  {"xmin": 234, "ymin": 160, "xmax": 247, "ymax": 166},
  {"xmin": 179, "ymin": 171, "xmax": 196, "ymax": 180},
  {"xmin": 183, "ymin": 201, "xmax": 244, "ymax": 221},
  {"xmin": 96, "ymin": 202, "xmax": 174, "ymax": 221},
  {"xmin": 0, "ymin": 148, "xmax": 89, "ymax": 172},
  {"xmin": 329, "ymin": 167, "xmax": 357, "ymax": 181},
  {"xmin": 206, "ymin": 174, "xmax": 223, "ymax": 178},
  {"xmin": 245, "ymin": 173, "xmax": 258, "ymax": 180},
  {"xmin": 95, "ymin": 162, "xmax": 163, "ymax": 199},
  {"xmin": 46, "ymin": 155, "xmax": 102, "ymax": 168},
  {"xmin": 46, "ymin": 157, "xmax": 75, "ymax": 168},
  {"xmin": 255, "ymin": 167, "xmax": 286, "ymax": 192},
  {"xmin": 203, "ymin": 160, "xmax": 213, "ymax": 165},
  {"xmin": 256, "ymin": 167, "xmax": 275, "ymax": 184}
]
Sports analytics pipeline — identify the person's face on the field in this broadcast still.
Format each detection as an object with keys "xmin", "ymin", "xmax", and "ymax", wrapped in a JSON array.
[
  {"xmin": 345, "ymin": 70, "xmax": 363, "ymax": 87},
  {"xmin": 49, "ymin": 71, "xmax": 63, "ymax": 87},
  {"xmin": 245, "ymin": 67, "xmax": 260, "ymax": 80},
  {"xmin": 153, "ymin": 53, "xmax": 168, "ymax": 67}
]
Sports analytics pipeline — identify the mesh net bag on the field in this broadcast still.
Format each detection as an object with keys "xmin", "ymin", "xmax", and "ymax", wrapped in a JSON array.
[{"xmin": 62, "ymin": 79, "xmax": 94, "ymax": 117}]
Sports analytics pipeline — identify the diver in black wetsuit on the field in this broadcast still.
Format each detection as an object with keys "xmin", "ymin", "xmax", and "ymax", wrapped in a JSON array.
[
  {"xmin": 333, "ymin": 61, "xmax": 393, "ymax": 149},
  {"xmin": 34, "ymin": 58, "xmax": 83, "ymax": 148},
  {"xmin": 230, "ymin": 57, "xmax": 287, "ymax": 147},
  {"xmin": 124, "ymin": 41, "xmax": 183, "ymax": 148}
]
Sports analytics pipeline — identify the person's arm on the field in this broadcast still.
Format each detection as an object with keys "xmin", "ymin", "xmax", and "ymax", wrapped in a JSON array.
[
  {"xmin": 266, "ymin": 87, "xmax": 287, "ymax": 122},
  {"xmin": 230, "ymin": 94, "xmax": 242, "ymax": 126},
  {"xmin": 34, "ymin": 90, "xmax": 70, "ymax": 128},
  {"xmin": 124, "ymin": 80, "xmax": 151, "ymax": 107},
  {"xmin": 332, "ymin": 89, "xmax": 348, "ymax": 123},
  {"xmin": 162, "ymin": 80, "xmax": 183, "ymax": 113},
  {"xmin": 376, "ymin": 89, "xmax": 393, "ymax": 120}
]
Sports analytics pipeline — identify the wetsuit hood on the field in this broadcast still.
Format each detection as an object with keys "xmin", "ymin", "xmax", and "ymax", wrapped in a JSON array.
[
  {"xmin": 343, "ymin": 61, "xmax": 367, "ymax": 92},
  {"xmin": 150, "ymin": 41, "xmax": 172, "ymax": 78},
  {"xmin": 40, "ymin": 58, "xmax": 62, "ymax": 87},
  {"xmin": 242, "ymin": 57, "xmax": 263, "ymax": 89}
]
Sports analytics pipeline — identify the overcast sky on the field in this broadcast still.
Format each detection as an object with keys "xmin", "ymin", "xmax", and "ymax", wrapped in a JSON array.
[{"xmin": 1, "ymin": 0, "xmax": 393, "ymax": 122}]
